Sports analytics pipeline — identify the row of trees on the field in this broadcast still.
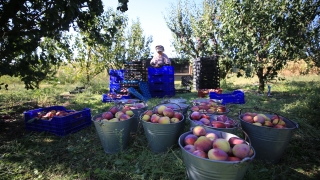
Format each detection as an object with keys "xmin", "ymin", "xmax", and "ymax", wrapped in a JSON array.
[
  {"xmin": 67, "ymin": 8, "xmax": 152, "ymax": 85},
  {"xmin": 1, "ymin": 0, "xmax": 319, "ymax": 92},
  {"xmin": 0, "ymin": 0, "xmax": 131, "ymax": 89},
  {"xmin": 165, "ymin": 0, "xmax": 320, "ymax": 91}
]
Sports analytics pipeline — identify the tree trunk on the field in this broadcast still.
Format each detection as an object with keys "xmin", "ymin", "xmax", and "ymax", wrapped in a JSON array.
[{"xmin": 257, "ymin": 67, "xmax": 265, "ymax": 93}]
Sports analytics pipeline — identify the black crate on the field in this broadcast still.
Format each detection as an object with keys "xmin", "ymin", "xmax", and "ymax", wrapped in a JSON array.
[{"xmin": 192, "ymin": 56, "xmax": 220, "ymax": 89}]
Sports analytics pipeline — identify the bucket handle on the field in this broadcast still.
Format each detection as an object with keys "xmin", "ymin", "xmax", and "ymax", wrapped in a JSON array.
[
  {"xmin": 162, "ymin": 96, "xmax": 185, "ymax": 104},
  {"xmin": 152, "ymin": 102, "xmax": 183, "ymax": 113}
]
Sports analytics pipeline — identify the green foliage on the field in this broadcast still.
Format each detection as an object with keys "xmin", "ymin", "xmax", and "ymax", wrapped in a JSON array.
[
  {"xmin": 165, "ymin": 0, "xmax": 219, "ymax": 59},
  {"xmin": 0, "ymin": 0, "xmax": 130, "ymax": 89},
  {"xmin": 219, "ymin": 0, "xmax": 320, "ymax": 92},
  {"xmin": 126, "ymin": 19, "xmax": 153, "ymax": 61}
]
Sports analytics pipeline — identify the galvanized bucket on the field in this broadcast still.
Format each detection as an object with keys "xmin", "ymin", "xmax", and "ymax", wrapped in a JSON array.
[
  {"xmin": 179, "ymin": 129, "xmax": 255, "ymax": 180},
  {"xmin": 92, "ymin": 114, "xmax": 134, "ymax": 154},
  {"xmin": 140, "ymin": 104, "xmax": 186, "ymax": 153},
  {"xmin": 187, "ymin": 111, "xmax": 238, "ymax": 133},
  {"xmin": 238, "ymin": 107, "xmax": 299, "ymax": 164}
]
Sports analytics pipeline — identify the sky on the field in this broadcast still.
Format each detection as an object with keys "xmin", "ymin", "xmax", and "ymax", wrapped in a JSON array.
[{"xmin": 102, "ymin": 0, "xmax": 180, "ymax": 57}]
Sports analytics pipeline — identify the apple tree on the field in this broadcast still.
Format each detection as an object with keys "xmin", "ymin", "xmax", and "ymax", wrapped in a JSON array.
[
  {"xmin": 0, "ymin": 0, "xmax": 130, "ymax": 89},
  {"xmin": 219, "ymin": 0, "xmax": 320, "ymax": 92},
  {"xmin": 164, "ymin": 0, "xmax": 232, "ymax": 79},
  {"xmin": 69, "ymin": 9, "xmax": 153, "ymax": 85},
  {"xmin": 126, "ymin": 18, "xmax": 153, "ymax": 61}
]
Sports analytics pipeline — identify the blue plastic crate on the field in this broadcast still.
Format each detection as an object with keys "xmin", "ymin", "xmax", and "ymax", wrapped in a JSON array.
[
  {"xmin": 149, "ymin": 86, "xmax": 175, "ymax": 93},
  {"xmin": 148, "ymin": 66, "xmax": 174, "ymax": 75},
  {"xmin": 24, "ymin": 106, "xmax": 92, "ymax": 137},
  {"xmin": 148, "ymin": 82, "xmax": 175, "ymax": 91},
  {"xmin": 109, "ymin": 83, "xmax": 121, "ymax": 93},
  {"xmin": 110, "ymin": 69, "xmax": 124, "ymax": 83},
  {"xmin": 150, "ymin": 90, "xmax": 175, "ymax": 98},
  {"xmin": 148, "ymin": 74, "xmax": 174, "ymax": 83},
  {"xmin": 209, "ymin": 90, "xmax": 245, "ymax": 104},
  {"xmin": 110, "ymin": 76, "xmax": 123, "ymax": 83},
  {"xmin": 139, "ymin": 81, "xmax": 151, "ymax": 100}
]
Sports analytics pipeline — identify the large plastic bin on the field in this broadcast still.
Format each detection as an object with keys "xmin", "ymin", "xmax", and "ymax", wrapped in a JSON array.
[
  {"xmin": 148, "ymin": 66, "xmax": 174, "ymax": 75},
  {"xmin": 24, "ymin": 106, "xmax": 92, "ymax": 136},
  {"xmin": 209, "ymin": 90, "xmax": 245, "ymax": 104}
]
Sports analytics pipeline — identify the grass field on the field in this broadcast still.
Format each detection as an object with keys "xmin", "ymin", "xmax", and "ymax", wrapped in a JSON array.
[{"xmin": 0, "ymin": 74, "xmax": 320, "ymax": 180}]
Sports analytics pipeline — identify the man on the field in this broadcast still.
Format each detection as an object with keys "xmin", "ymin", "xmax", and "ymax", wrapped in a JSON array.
[{"xmin": 150, "ymin": 45, "xmax": 171, "ymax": 67}]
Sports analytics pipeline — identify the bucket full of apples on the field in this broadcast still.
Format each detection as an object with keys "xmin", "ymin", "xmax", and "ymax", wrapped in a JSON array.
[
  {"xmin": 120, "ymin": 101, "xmax": 148, "ymax": 134},
  {"xmin": 92, "ymin": 105, "xmax": 135, "ymax": 154},
  {"xmin": 191, "ymin": 98, "xmax": 230, "ymax": 115},
  {"xmin": 188, "ymin": 110, "xmax": 238, "ymax": 133},
  {"xmin": 139, "ymin": 103, "xmax": 185, "ymax": 153},
  {"xmin": 238, "ymin": 107, "xmax": 299, "ymax": 164},
  {"xmin": 179, "ymin": 125, "xmax": 255, "ymax": 180}
]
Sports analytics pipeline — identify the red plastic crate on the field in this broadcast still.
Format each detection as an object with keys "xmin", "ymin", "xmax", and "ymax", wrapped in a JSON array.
[{"xmin": 24, "ymin": 106, "xmax": 92, "ymax": 136}]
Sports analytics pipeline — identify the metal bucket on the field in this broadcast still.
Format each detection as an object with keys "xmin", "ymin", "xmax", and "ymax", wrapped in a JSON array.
[
  {"xmin": 238, "ymin": 108, "xmax": 299, "ymax": 164},
  {"xmin": 92, "ymin": 114, "xmax": 133, "ymax": 154},
  {"xmin": 187, "ymin": 112, "xmax": 238, "ymax": 133},
  {"xmin": 179, "ymin": 129, "xmax": 255, "ymax": 180},
  {"xmin": 140, "ymin": 112, "xmax": 186, "ymax": 153}
]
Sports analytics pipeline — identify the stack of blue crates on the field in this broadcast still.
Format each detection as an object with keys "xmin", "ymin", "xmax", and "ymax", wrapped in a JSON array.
[
  {"xmin": 148, "ymin": 66, "xmax": 175, "ymax": 98},
  {"xmin": 109, "ymin": 69, "xmax": 124, "ymax": 93}
]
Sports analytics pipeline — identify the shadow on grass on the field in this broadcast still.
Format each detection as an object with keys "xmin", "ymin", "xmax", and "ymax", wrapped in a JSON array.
[{"xmin": 1, "ymin": 81, "xmax": 320, "ymax": 179}]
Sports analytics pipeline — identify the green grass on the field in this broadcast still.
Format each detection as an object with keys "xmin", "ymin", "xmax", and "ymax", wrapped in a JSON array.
[{"xmin": 0, "ymin": 74, "xmax": 320, "ymax": 180}]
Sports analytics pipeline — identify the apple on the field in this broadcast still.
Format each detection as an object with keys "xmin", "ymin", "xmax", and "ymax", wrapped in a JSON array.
[
  {"xmin": 158, "ymin": 116, "xmax": 171, "ymax": 124},
  {"xmin": 109, "ymin": 106, "xmax": 119, "ymax": 115},
  {"xmin": 125, "ymin": 110, "xmax": 134, "ymax": 117},
  {"xmin": 144, "ymin": 110, "xmax": 154, "ymax": 116},
  {"xmin": 190, "ymin": 111, "xmax": 202, "ymax": 120},
  {"xmin": 119, "ymin": 114, "xmax": 130, "ymax": 121},
  {"xmin": 115, "ymin": 111, "xmax": 124, "ymax": 119},
  {"xmin": 163, "ymin": 107, "xmax": 175, "ymax": 118},
  {"xmin": 173, "ymin": 112, "xmax": 183, "ymax": 120},
  {"xmin": 102, "ymin": 111, "xmax": 113, "ymax": 120},
  {"xmin": 157, "ymin": 105, "xmax": 167, "ymax": 115},
  {"xmin": 170, "ymin": 117, "xmax": 180, "ymax": 123},
  {"xmin": 151, "ymin": 114, "xmax": 160, "ymax": 123},
  {"xmin": 142, "ymin": 114, "xmax": 150, "ymax": 121}
]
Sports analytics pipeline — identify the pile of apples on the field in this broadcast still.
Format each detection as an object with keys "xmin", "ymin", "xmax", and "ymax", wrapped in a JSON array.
[
  {"xmin": 95, "ymin": 106, "xmax": 134, "ymax": 122},
  {"xmin": 190, "ymin": 100, "xmax": 228, "ymax": 114},
  {"xmin": 240, "ymin": 112, "xmax": 287, "ymax": 128},
  {"xmin": 189, "ymin": 111, "xmax": 237, "ymax": 129},
  {"xmin": 141, "ymin": 105, "xmax": 184, "ymax": 124},
  {"xmin": 37, "ymin": 110, "xmax": 78, "ymax": 121},
  {"xmin": 183, "ymin": 126, "xmax": 254, "ymax": 161}
]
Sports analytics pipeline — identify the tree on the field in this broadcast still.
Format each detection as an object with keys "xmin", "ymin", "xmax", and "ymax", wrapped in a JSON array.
[
  {"xmin": 69, "ymin": 8, "xmax": 128, "ymax": 85},
  {"xmin": 0, "ymin": 0, "xmax": 129, "ymax": 89},
  {"xmin": 219, "ymin": 0, "xmax": 320, "ymax": 92},
  {"xmin": 164, "ymin": 0, "xmax": 231, "ymax": 78},
  {"xmin": 69, "ymin": 8, "xmax": 153, "ymax": 85},
  {"xmin": 126, "ymin": 18, "xmax": 153, "ymax": 61}
]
